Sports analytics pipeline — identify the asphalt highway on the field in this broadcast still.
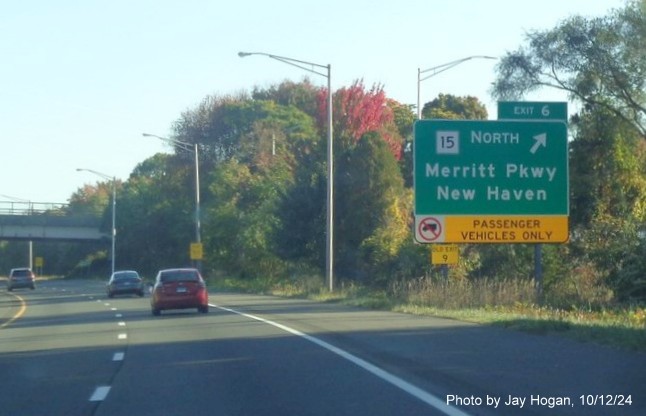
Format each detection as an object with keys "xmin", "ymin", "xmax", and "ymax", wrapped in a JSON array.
[{"xmin": 1, "ymin": 278, "xmax": 644, "ymax": 416}]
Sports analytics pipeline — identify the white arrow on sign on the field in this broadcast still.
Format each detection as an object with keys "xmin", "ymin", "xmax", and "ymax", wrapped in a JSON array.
[{"xmin": 530, "ymin": 133, "xmax": 547, "ymax": 154}]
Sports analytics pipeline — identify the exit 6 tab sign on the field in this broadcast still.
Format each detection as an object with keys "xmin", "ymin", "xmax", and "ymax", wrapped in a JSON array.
[{"xmin": 413, "ymin": 119, "xmax": 569, "ymax": 243}]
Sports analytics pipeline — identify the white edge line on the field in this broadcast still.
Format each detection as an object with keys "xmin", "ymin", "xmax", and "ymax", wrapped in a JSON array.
[
  {"xmin": 113, "ymin": 352, "xmax": 125, "ymax": 361},
  {"xmin": 212, "ymin": 304, "xmax": 470, "ymax": 416},
  {"xmin": 89, "ymin": 386, "xmax": 111, "ymax": 401}
]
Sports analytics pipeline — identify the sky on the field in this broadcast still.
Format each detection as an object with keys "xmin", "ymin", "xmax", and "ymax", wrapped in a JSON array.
[{"xmin": 1, "ymin": 0, "xmax": 624, "ymax": 204}]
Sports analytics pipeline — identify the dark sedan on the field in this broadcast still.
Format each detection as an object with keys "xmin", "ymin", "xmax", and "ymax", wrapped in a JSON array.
[{"xmin": 107, "ymin": 270, "xmax": 145, "ymax": 298}]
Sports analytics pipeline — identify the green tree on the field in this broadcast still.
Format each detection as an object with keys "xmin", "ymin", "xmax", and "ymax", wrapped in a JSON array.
[
  {"xmin": 389, "ymin": 99, "xmax": 416, "ymax": 139},
  {"xmin": 568, "ymin": 108, "xmax": 646, "ymax": 301},
  {"xmin": 388, "ymin": 99, "xmax": 416, "ymax": 188},
  {"xmin": 179, "ymin": 97, "xmax": 321, "ymax": 278},
  {"xmin": 116, "ymin": 154, "xmax": 195, "ymax": 276},
  {"xmin": 335, "ymin": 132, "xmax": 408, "ymax": 282},
  {"xmin": 252, "ymin": 78, "xmax": 320, "ymax": 120},
  {"xmin": 421, "ymin": 94, "xmax": 488, "ymax": 120},
  {"xmin": 492, "ymin": 0, "xmax": 646, "ymax": 136},
  {"xmin": 205, "ymin": 158, "xmax": 291, "ymax": 279},
  {"xmin": 570, "ymin": 108, "xmax": 646, "ymax": 226},
  {"xmin": 172, "ymin": 93, "xmax": 250, "ymax": 165}
]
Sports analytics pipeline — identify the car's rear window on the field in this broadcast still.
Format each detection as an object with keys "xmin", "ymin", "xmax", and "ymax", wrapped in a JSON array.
[
  {"xmin": 160, "ymin": 270, "xmax": 199, "ymax": 283},
  {"xmin": 11, "ymin": 269, "xmax": 32, "ymax": 277},
  {"xmin": 114, "ymin": 272, "xmax": 139, "ymax": 280}
]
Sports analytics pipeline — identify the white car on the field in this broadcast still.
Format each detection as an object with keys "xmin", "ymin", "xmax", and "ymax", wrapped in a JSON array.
[{"xmin": 7, "ymin": 268, "xmax": 35, "ymax": 291}]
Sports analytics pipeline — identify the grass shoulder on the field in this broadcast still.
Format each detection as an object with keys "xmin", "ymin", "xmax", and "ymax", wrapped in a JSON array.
[{"xmin": 211, "ymin": 277, "xmax": 646, "ymax": 353}]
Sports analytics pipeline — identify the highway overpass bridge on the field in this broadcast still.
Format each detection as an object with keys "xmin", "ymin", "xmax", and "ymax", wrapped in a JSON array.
[{"xmin": 0, "ymin": 201, "xmax": 108, "ymax": 241}]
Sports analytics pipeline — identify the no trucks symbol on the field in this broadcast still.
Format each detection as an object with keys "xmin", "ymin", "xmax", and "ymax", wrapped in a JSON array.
[{"xmin": 417, "ymin": 217, "xmax": 443, "ymax": 242}]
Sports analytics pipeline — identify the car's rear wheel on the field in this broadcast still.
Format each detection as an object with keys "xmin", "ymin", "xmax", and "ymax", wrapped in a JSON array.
[
  {"xmin": 152, "ymin": 308, "xmax": 161, "ymax": 316},
  {"xmin": 198, "ymin": 305, "xmax": 209, "ymax": 314}
]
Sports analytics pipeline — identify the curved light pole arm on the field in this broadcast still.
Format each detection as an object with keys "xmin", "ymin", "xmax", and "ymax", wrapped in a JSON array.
[
  {"xmin": 142, "ymin": 133, "xmax": 194, "ymax": 153},
  {"xmin": 238, "ymin": 51, "xmax": 328, "ymax": 78},
  {"xmin": 417, "ymin": 55, "xmax": 497, "ymax": 119}
]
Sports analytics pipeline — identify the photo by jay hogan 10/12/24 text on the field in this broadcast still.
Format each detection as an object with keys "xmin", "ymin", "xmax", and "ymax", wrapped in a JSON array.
[{"xmin": 445, "ymin": 394, "xmax": 633, "ymax": 410}]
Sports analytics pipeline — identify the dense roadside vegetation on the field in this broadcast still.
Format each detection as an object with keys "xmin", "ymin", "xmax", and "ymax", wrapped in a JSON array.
[
  {"xmin": 211, "ymin": 276, "xmax": 646, "ymax": 352},
  {"xmin": 2, "ymin": 1, "xmax": 645, "ymax": 347}
]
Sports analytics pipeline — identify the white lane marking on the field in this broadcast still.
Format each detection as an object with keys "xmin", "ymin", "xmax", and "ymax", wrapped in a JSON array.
[
  {"xmin": 115, "ymin": 313, "xmax": 122, "ymax": 318},
  {"xmin": 89, "ymin": 386, "xmax": 111, "ymax": 401},
  {"xmin": 118, "ymin": 321, "xmax": 126, "ymax": 326},
  {"xmin": 111, "ymin": 307, "xmax": 118, "ymax": 311},
  {"xmin": 113, "ymin": 352, "xmax": 125, "ymax": 361},
  {"xmin": 213, "ymin": 304, "xmax": 471, "ymax": 416},
  {"xmin": 118, "ymin": 333, "xmax": 127, "ymax": 340}
]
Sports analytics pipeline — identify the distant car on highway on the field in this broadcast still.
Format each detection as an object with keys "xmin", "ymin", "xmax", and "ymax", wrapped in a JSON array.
[
  {"xmin": 7, "ymin": 267, "xmax": 36, "ymax": 291},
  {"xmin": 106, "ymin": 270, "xmax": 145, "ymax": 298},
  {"xmin": 150, "ymin": 268, "xmax": 209, "ymax": 316}
]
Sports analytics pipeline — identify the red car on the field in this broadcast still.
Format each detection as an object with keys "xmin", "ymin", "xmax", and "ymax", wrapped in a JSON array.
[{"xmin": 150, "ymin": 268, "xmax": 209, "ymax": 316}]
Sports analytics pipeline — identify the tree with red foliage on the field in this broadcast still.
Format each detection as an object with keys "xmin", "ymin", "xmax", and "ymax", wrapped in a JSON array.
[{"xmin": 317, "ymin": 79, "xmax": 403, "ymax": 160}]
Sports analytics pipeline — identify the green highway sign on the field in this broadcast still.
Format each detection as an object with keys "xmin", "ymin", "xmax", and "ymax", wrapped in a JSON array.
[
  {"xmin": 414, "ymin": 119, "xmax": 569, "ymax": 216},
  {"xmin": 498, "ymin": 101, "xmax": 568, "ymax": 121}
]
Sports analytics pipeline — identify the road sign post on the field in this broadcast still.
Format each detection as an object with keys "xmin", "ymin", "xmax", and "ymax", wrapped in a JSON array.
[
  {"xmin": 414, "ymin": 119, "xmax": 568, "ymax": 244},
  {"xmin": 497, "ymin": 101, "xmax": 568, "ymax": 300}
]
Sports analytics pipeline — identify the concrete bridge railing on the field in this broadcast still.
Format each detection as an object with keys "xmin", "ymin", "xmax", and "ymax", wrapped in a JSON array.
[{"xmin": 0, "ymin": 201, "xmax": 108, "ymax": 241}]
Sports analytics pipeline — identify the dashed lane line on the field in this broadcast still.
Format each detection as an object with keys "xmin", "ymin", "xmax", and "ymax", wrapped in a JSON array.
[{"xmin": 90, "ymin": 386, "xmax": 111, "ymax": 402}]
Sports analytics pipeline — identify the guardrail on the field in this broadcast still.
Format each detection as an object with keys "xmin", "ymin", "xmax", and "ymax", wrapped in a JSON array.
[
  {"xmin": 0, "ymin": 201, "xmax": 68, "ymax": 216},
  {"xmin": 0, "ymin": 201, "xmax": 106, "ymax": 241}
]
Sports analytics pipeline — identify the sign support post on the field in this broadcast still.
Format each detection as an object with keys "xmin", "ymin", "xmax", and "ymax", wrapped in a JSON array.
[{"xmin": 498, "ymin": 101, "xmax": 568, "ymax": 302}]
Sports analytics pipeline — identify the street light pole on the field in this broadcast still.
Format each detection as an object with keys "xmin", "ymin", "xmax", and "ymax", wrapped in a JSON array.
[
  {"xmin": 238, "ymin": 51, "xmax": 335, "ymax": 292},
  {"xmin": 76, "ymin": 168, "xmax": 116, "ymax": 276},
  {"xmin": 417, "ymin": 55, "xmax": 497, "ymax": 119},
  {"xmin": 143, "ymin": 133, "xmax": 202, "ymax": 269}
]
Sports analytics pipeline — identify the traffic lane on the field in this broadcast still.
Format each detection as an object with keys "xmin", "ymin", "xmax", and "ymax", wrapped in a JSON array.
[
  {"xmin": 0, "ymin": 281, "xmax": 127, "ymax": 351},
  {"xmin": 0, "ymin": 346, "xmax": 119, "ymax": 415},
  {"xmin": 0, "ymin": 279, "xmax": 132, "ymax": 415},
  {"xmin": 212, "ymin": 294, "xmax": 646, "ymax": 416},
  {"xmin": 96, "ymin": 310, "xmax": 443, "ymax": 416}
]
